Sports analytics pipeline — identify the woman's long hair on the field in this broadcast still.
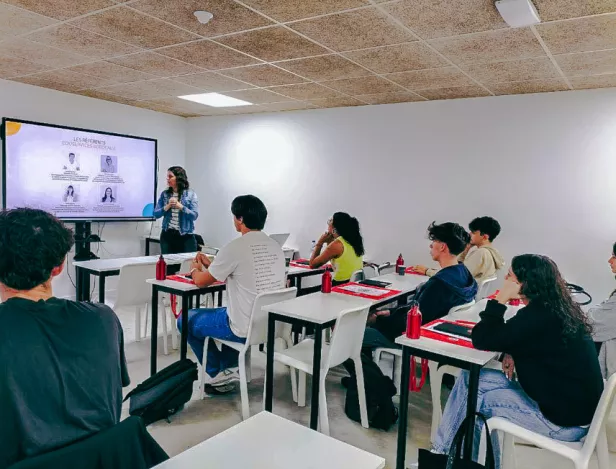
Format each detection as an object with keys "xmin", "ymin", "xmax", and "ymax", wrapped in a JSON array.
[
  {"xmin": 332, "ymin": 212, "xmax": 364, "ymax": 257},
  {"xmin": 166, "ymin": 166, "xmax": 189, "ymax": 198},
  {"xmin": 66, "ymin": 185, "xmax": 74, "ymax": 196},
  {"xmin": 102, "ymin": 187, "xmax": 114, "ymax": 202},
  {"xmin": 511, "ymin": 254, "xmax": 592, "ymax": 338}
]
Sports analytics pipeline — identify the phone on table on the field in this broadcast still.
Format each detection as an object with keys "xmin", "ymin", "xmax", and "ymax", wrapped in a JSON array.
[{"xmin": 432, "ymin": 322, "xmax": 473, "ymax": 338}]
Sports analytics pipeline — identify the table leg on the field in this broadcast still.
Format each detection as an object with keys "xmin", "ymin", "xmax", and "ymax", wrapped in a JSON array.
[
  {"xmin": 82, "ymin": 272, "xmax": 91, "ymax": 302},
  {"xmin": 98, "ymin": 275, "xmax": 106, "ymax": 304},
  {"xmin": 145, "ymin": 238, "xmax": 150, "ymax": 256},
  {"xmin": 75, "ymin": 267, "xmax": 83, "ymax": 301},
  {"xmin": 181, "ymin": 294, "xmax": 189, "ymax": 360},
  {"xmin": 395, "ymin": 346, "xmax": 411, "ymax": 469},
  {"xmin": 265, "ymin": 313, "xmax": 276, "ymax": 412},
  {"xmin": 297, "ymin": 277, "xmax": 302, "ymax": 294},
  {"xmin": 150, "ymin": 286, "xmax": 159, "ymax": 376},
  {"xmin": 217, "ymin": 291, "xmax": 223, "ymax": 307},
  {"xmin": 464, "ymin": 364, "xmax": 481, "ymax": 459},
  {"xmin": 310, "ymin": 324, "xmax": 323, "ymax": 430}
]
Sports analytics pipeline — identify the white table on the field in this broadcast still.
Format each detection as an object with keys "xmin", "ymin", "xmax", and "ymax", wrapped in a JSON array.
[
  {"xmin": 73, "ymin": 252, "xmax": 199, "ymax": 302},
  {"xmin": 264, "ymin": 272, "xmax": 428, "ymax": 430},
  {"xmin": 394, "ymin": 333, "xmax": 499, "ymax": 469},
  {"xmin": 153, "ymin": 412, "xmax": 385, "ymax": 469}
]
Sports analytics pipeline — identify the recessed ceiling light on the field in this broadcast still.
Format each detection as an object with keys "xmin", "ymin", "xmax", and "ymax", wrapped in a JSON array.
[
  {"xmin": 194, "ymin": 10, "xmax": 214, "ymax": 24},
  {"xmin": 178, "ymin": 92, "xmax": 253, "ymax": 108}
]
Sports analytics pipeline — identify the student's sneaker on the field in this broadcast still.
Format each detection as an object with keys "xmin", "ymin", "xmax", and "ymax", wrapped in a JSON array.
[
  {"xmin": 204, "ymin": 383, "xmax": 236, "ymax": 395},
  {"xmin": 209, "ymin": 368, "xmax": 240, "ymax": 387}
]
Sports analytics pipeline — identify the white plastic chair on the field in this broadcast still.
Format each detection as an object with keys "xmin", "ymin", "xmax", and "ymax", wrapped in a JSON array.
[
  {"xmin": 363, "ymin": 264, "xmax": 379, "ymax": 279},
  {"xmin": 485, "ymin": 374, "xmax": 616, "ymax": 469},
  {"xmin": 378, "ymin": 262, "xmax": 395, "ymax": 275},
  {"xmin": 200, "ymin": 287, "xmax": 298, "ymax": 420},
  {"xmin": 272, "ymin": 305, "xmax": 371, "ymax": 435},
  {"xmin": 110, "ymin": 263, "xmax": 175, "ymax": 354},
  {"xmin": 350, "ymin": 269, "xmax": 365, "ymax": 282},
  {"xmin": 476, "ymin": 276, "xmax": 498, "ymax": 301}
]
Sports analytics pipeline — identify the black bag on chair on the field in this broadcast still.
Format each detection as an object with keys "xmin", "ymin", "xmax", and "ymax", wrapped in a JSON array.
[
  {"xmin": 418, "ymin": 413, "xmax": 495, "ymax": 469},
  {"xmin": 123, "ymin": 359, "xmax": 198, "ymax": 425}
]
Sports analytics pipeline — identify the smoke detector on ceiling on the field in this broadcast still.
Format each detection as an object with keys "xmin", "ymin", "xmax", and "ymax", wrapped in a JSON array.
[
  {"xmin": 194, "ymin": 11, "xmax": 214, "ymax": 24},
  {"xmin": 495, "ymin": 0, "xmax": 540, "ymax": 27}
]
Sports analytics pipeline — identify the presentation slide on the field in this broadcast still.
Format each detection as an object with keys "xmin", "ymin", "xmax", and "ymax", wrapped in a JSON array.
[{"xmin": 3, "ymin": 120, "xmax": 157, "ymax": 220}]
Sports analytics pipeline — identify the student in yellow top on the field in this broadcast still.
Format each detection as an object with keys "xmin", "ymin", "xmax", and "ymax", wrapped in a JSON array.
[{"xmin": 310, "ymin": 212, "xmax": 364, "ymax": 284}]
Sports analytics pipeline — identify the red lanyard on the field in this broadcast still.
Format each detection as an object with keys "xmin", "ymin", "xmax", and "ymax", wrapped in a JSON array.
[{"xmin": 409, "ymin": 356, "xmax": 429, "ymax": 392}]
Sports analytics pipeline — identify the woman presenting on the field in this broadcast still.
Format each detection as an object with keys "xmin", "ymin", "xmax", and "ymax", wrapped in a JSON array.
[{"xmin": 153, "ymin": 166, "xmax": 199, "ymax": 254}]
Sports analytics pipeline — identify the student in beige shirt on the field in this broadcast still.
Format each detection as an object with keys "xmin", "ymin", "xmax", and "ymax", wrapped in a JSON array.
[{"xmin": 414, "ymin": 216, "xmax": 505, "ymax": 281}]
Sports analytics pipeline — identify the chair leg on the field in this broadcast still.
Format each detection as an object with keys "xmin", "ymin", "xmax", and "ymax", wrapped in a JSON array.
[
  {"xmin": 239, "ymin": 350, "xmax": 250, "ymax": 420},
  {"xmin": 428, "ymin": 360, "xmax": 442, "ymax": 443},
  {"xmin": 318, "ymin": 378, "xmax": 330, "ymax": 436},
  {"xmin": 135, "ymin": 305, "xmax": 142, "ymax": 342},
  {"xmin": 170, "ymin": 301, "xmax": 179, "ymax": 350},
  {"xmin": 200, "ymin": 337, "xmax": 210, "ymax": 400},
  {"xmin": 596, "ymin": 426, "xmax": 609, "ymax": 469},
  {"xmin": 245, "ymin": 349, "xmax": 252, "ymax": 383},
  {"xmin": 298, "ymin": 371, "xmax": 306, "ymax": 407},
  {"xmin": 353, "ymin": 357, "xmax": 369, "ymax": 429},
  {"xmin": 501, "ymin": 433, "xmax": 516, "ymax": 469},
  {"xmin": 161, "ymin": 302, "xmax": 169, "ymax": 356}
]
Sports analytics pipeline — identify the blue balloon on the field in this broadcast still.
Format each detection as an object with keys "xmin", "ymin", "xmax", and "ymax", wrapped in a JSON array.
[{"xmin": 142, "ymin": 203, "xmax": 154, "ymax": 217}]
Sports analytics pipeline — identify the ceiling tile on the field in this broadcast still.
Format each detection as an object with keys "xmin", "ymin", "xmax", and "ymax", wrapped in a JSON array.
[
  {"xmin": 157, "ymin": 40, "xmax": 260, "ymax": 70},
  {"xmin": 240, "ymin": 0, "xmax": 369, "ymax": 22},
  {"xmin": 489, "ymin": 79, "xmax": 569, "ymax": 95},
  {"xmin": 219, "ymin": 64, "xmax": 307, "ymax": 87},
  {"xmin": 415, "ymin": 85, "xmax": 491, "ymax": 100},
  {"xmin": 2, "ymin": 0, "xmax": 114, "ymax": 21},
  {"xmin": 537, "ymin": 14, "xmax": 616, "ymax": 55},
  {"xmin": 128, "ymin": 0, "xmax": 273, "ymax": 36},
  {"xmin": 386, "ymin": 66, "xmax": 476, "ymax": 90},
  {"xmin": 0, "ymin": 38, "xmax": 91, "ymax": 67},
  {"xmin": 555, "ymin": 49, "xmax": 616, "ymax": 77},
  {"xmin": 143, "ymin": 78, "xmax": 204, "ymax": 96},
  {"xmin": 429, "ymin": 27, "xmax": 545, "ymax": 65},
  {"xmin": 69, "ymin": 6, "xmax": 200, "ymax": 49},
  {"xmin": 224, "ymin": 88, "xmax": 292, "ymax": 104},
  {"xmin": 75, "ymin": 89, "xmax": 140, "ymax": 106},
  {"xmin": 569, "ymin": 73, "xmax": 616, "ymax": 90},
  {"xmin": 344, "ymin": 42, "xmax": 448, "ymax": 74},
  {"xmin": 319, "ymin": 75, "xmax": 402, "ymax": 94},
  {"xmin": 308, "ymin": 96, "xmax": 366, "ymax": 108},
  {"xmin": 261, "ymin": 101, "xmax": 318, "ymax": 112},
  {"xmin": 227, "ymin": 104, "xmax": 270, "ymax": 114},
  {"xmin": 383, "ymin": 0, "xmax": 507, "ymax": 40},
  {"xmin": 289, "ymin": 8, "xmax": 416, "ymax": 52},
  {"xmin": 95, "ymin": 81, "xmax": 172, "ymax": 100},
  {"xmin": 130, "ymin": 99, "xmax": 177, "ymax": 113},
  {"xmin": 149, "ymin": 97, "xmax": 225, "ymax": 114},
  {"xmin": 172, "ymin": 72, "xmax": 254, "ymax": 91},
  {"xmin": 67, "ymin": 61, "xmax": 157, "ymax": 84},
  {"xmin": 0, "ymin": 2, "xmax": 58, "ymax": 40},
  {"xmin": 275, "ymin": 54, "xmax": 370, "ymax": 81},
  {"xmin": 108, "ymin": 52, "xmax": 204, "ymax": 76},
  {"xmin": 355, "ymin": 91, "xmax": 425, "ymax": 104},
  {"xmin": 534, "ymin": 0, "xmax": 616, "ymax": 22},
  {"xmin": 12, "ymin": 69, "xmax": 115, "ymax": 92},
  {"xmin": 0, "ymin": 54, "xmax": 51, "ymax": 79},
  {"xmin": 266, "ymin": 82, "xmax": 343, "ymax": 99},
  {"xmin": 214, "ymin": 26, "xmax": 328, "ymax": 62},
  {"xmin": 462, "ymin": 57, "xmax": 561, "ymax": 84},
  {"xmin": 26, "ymin": 24, "xmax": 141, "ymax": 59}
]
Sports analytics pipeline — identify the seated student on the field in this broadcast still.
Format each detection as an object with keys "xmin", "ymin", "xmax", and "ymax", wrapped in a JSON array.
[
  {"xmin": 363, "ymin": 222, "xmax": 478, "ymax": 350},
  {"xmin": 588, "ymin": 242, "xmax": 616, "ymax": 374},
  {"xmin": 183, "ymin": 195, "xmax": 286, "ymax": 393},
  {"xmin": 414, "ymin": 216, "xmax": 504, "ymax": 281},
  {"xmin": 0, "ymin": 208, "xmax": 129, "ymax": 468},
  {"xmin": 432, "ymin": 255, "xmax": 603, "ymax": 467},
  {"xmin": 309, "ymin": 212, "xmax": 364, "ymax": 284}
]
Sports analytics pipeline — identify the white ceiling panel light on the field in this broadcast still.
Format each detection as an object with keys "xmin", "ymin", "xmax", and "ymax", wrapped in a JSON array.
[
  {"xmin": 178, "ymin": 93, "xmax": 253, "ymax": 107},
  {"xmin": 495, "ymin": 0, "xmax": 541, "ymax": 28}
]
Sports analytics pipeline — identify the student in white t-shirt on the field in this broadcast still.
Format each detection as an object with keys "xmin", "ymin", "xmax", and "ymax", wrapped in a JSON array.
[{"xmin": 182, "ymin": 195, "xmax": 286, "ymax": 393}]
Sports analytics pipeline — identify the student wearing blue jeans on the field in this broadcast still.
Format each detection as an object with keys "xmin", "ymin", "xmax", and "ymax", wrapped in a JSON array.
[
  {"xmin": 432, "ymin": 254, "xmax": 603, "ymax": 467},
  {"xmin": 178, "ymin": 307, "xmax": 245, "ymax": 378}
]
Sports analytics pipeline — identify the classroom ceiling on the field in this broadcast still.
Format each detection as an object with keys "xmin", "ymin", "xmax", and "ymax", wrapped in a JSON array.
[{"xmin": 1, "ymin": 0, "xmax": 615, "ymax": 117}]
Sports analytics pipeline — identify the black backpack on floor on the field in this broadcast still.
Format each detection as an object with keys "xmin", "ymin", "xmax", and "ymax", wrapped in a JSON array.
[
  {"xmin": 344, "ymin": 354, "xmax": 399, "ymax": 430},
  {"xmin": 123, "ymin": 359, "xmax": 198, "ymax": 426}
]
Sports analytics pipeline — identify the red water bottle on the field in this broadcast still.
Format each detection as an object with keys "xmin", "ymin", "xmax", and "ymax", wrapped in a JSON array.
[
  {"xmin": 406, "ymin": 303, "xmax": 422, "ymax": 339},
  {"xmin": 156, "ymin": 254, "xmax": 166, "ymax": 280},
  {"xmin": 321, "ymin": 269, "xmax": 332, "ymax": 293},
  {"xmin": 396, "ymin": 253, "xmax": 404, "ymax": 269}
]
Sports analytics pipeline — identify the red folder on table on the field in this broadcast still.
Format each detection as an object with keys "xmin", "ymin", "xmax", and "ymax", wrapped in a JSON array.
[
  {"xmin": 421, "ymin": 319, "xmax": 476, "ymax": 349},
  {"xmin": 289, "ymin": 258, "xmax": 332, "ymax": 270},
  {"xmin": 332, "ymin": 282, "xmax": 401, "ymax": 300},
  {"xmin": 167, "ymin": 274, "xmax": 223, "ymax": 286},
  {"xmin": 405, "ymin": 266, "xmax": 425, "ymax": 275}
]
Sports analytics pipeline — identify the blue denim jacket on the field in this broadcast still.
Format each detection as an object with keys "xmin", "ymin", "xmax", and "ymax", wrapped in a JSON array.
[{"xmin": 153, "ymin": 188, "xmax": 199, "ymax": 236}]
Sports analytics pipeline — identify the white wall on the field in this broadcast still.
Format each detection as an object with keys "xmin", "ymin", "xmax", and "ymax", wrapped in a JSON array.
[
  {"xmin": 0, "ymin": 79, "xmax": 187, "ymax": 299},
  {"xmin": 186, "ymin": 88, "xmax": 616, "ymax": 302}
]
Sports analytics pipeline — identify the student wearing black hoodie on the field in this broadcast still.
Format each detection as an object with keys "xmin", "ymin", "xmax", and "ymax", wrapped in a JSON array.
[
  {"xmin": 363, "ymin": 222, "xmax": 478, "ymax": 349},
  {"xmin": 432, "ymin": 254, "xmax": 603, "ymax": 468}
]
